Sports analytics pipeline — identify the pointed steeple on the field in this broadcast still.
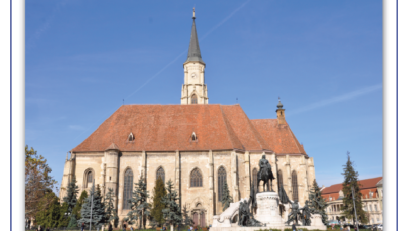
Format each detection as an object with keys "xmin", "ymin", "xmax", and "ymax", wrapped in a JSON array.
[{"xmin": 185, "ymin": 8, "xmax": 205, "ymax": 65}]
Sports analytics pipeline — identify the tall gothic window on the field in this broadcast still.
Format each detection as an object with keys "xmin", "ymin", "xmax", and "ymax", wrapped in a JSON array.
[
  {"xmin": 86, "ymin": 170, "xmax": 93, "ymax": 188},
  {"xmin": 190, "ymin": 168, "xmax": 202, "ymax": 187},
  {"xmin": 191, "ymin": 94, "xmax": 198, "ymax": 104},
  {"xmin": 156, "ymin": 167, "xmax": 165, "ymax": 183},
  {"xmin": 218, "ymin": 167, "xmax": 227, "ymax": 202},
  {"xmin": 277, "ymin": 170, "xmax": 283, "ymax": 189},
  {"xmin": 123, "ymin": 168, "xmax": 133, "ymax": 210},
  {"xmin": 252, "ymin": 168, "xmax": 258, "ymax": 192},
  {"xmin": 292, "ymin": 170, "xmax": 298, "ymax": 201}
]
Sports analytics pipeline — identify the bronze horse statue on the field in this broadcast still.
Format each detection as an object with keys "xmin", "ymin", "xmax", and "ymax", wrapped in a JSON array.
[{"xmin": 256, "ymin": 155, "xmax": 275, "ymax": 192}]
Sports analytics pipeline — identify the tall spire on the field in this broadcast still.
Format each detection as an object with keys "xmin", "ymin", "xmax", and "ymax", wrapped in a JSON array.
[{"xmin": 185, "ymin": 7, "xmax": 205, "ymax": 64}]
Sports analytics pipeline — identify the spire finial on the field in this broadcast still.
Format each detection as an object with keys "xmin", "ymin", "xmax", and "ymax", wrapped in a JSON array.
[
  {"xmin": 277, "ymin": 97, "xmax": 283, "ymax": 109},
  {"xmin": 193, "ymin": 7, "xmax": 196, "ymax": 19}
]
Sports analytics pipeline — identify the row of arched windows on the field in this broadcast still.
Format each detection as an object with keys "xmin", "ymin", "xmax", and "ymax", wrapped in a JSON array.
[{"xmin": 85, "ymin": 166, "xmax": 301, "ymax": 210}]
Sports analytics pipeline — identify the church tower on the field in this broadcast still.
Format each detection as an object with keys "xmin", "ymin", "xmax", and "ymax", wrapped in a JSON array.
[{"xmin": 181, "ymin": 8, "xmax": 209, "ymax": 105}]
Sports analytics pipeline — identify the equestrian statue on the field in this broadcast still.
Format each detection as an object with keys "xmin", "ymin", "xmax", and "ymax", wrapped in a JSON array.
[{"xmin": 257, "ymin": 155, "xmax": 275, "ymax": 192}]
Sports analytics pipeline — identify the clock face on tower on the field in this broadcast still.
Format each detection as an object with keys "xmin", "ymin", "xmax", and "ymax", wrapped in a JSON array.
[{"xmin": 191, "ymin": 73, "xmax": 197, "ymax": 79}]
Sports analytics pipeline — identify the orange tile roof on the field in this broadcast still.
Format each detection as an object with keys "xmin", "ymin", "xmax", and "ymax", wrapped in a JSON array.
[
  {"xmin": 72, "ymin": 104, "xmax": 307, "ymax": 154},
  {"xmin": 321, "ymin": 177, "xmax": 383, "ymax": 201},
  {"xmin": 250, "ymin": 119, "xmax": 307, "ymax": 155}
]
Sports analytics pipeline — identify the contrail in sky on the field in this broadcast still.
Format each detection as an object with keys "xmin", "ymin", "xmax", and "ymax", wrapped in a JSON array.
[
  {"xmin": 75, "ymin": 1, "xmax": 252, "ymax": 141},
  {"xmin": 125, "ymin": 0, "xmax": 251, "ymax": 100},
  {"xmin": 287, "ymin": 83, "xmax": 382, "ymax": 116}
]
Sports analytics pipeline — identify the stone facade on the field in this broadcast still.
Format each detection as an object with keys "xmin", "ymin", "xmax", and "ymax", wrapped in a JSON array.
[{"xmin": 60, "ymin": 150, "xmax": 316, "ymax": 226}]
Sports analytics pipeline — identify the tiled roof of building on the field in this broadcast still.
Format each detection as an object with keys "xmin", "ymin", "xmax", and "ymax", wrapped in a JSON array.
[
  {"xmin": 251, "ymin": 119, "xmax": 307, "ymax": 155},
  {"xmin": 72, "ymin": 104, "xmax": 307, "ymax": 154},
  {"xmin": 321, "ymin": 177, "xmax": 383, "ymax": 202}
]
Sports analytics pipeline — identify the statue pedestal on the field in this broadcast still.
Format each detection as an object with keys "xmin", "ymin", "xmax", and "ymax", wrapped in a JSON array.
[{"xmin": 254, "ymin": 192, "xmax": 283, "ymax": 226}]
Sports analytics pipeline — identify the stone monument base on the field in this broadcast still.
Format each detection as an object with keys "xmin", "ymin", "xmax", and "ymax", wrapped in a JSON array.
[{"xmin": 254, "ymin": 191, "xmax": 282, "ymax": 226}]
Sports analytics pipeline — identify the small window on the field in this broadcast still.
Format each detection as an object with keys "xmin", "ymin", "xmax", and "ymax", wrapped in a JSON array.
[
  {"xmin": 191, "ymin": 132, "xmax": 197, "ymax": 141},
  {"xmin": 128, "ymin": 132, "xmax": 134, "ymax": 142},
  {"xmin": 191, "ymin": 94, "xmax": 198, "ymax": 104},
  {"xmin": 374, "ymin": 204, "xmax": 377, "ymax": 211},
  {"xmin": 369, "ymin": 205, "xmax": 372, "ymax": 211}
]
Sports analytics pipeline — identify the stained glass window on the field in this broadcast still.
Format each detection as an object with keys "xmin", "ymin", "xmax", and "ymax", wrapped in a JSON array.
[
  {"xmin": 277, "ymin": 170, "xmax": 283, "ymax": 189},
  {"xmin": 252, "ymin": 168, "xmax": 258, "ymax": 192},
  {"xmin": 190, "ymin": 168, "xmax": 202, "ymax": 187},
  {"xmin": 218, "ymin": 167, "xmax": 226, "ymax": 201},
  {"xmin": 292, "ymin": 170, "xmax": 298, "ymax": 201},
  {"xmin": 156, "ymin": 167, "xmax": 165, "ymax": 183},
  {"xmin": 123, "ymin": 168, "xmax": 133, "ymax": 210}
]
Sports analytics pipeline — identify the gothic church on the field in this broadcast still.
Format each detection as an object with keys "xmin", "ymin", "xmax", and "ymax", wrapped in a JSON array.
[{"xmin": 60, "ymin": 9, "xmax": 317, "ymax": 227}]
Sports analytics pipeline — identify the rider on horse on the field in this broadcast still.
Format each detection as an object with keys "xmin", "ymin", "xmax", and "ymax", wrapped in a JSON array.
[{"xmin": 257, "ymin": 155, "xmax": 275, "ymax": 192}]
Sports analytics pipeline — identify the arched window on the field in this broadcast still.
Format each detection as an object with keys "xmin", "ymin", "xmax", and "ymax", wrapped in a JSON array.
[
  {"xmin": 190, "ymin": 168, "xmax": 203, "ymax": 187},
  {"xmin": 156, "ymin": 167, "xmax": 165, "ymax": 183},
  {"xmin": 123, "ymin": 168, "xmax": 133, "ymax": 210},
  {"xmin": 191, "ymin": 94, "xmax": 198, "ymax": 104},
  {"xmin": 218, "ymin": 167, "xmax": 227, "ymax": 202},
  {"xmin": 291, "ymin": 170, "xmax": 298, "ymax": 201},
  {"xmin": 277, "ymin": 169, "xmax": 284, "ymax": 189},
  {"xmin": 252, "ymin": 168, "xmax": 258, "ymax": 192},
  {"xmin": 86, "ymin": 170, "xmax": 93, "ymax": 188}
]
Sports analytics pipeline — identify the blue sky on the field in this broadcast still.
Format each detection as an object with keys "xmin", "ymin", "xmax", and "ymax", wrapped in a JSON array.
[{"xmin": 25, "ymin": 0, "xmax": 382, "ymax": 190}]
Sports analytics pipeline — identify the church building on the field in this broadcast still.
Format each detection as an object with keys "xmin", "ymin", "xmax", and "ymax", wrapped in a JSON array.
[{"xmin": 59, "ymin": 9, "xmax": 317, "ymax": 227}]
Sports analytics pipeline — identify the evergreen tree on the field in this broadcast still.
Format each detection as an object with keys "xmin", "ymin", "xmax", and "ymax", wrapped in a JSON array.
[
  {"xmin": 63, "ymin": 175, "xmax": 79, "ymax": 213},
  {"xmin": 125, "ymin": 176, "xmax": 151, "ymax": 229},
  {"xmin": 73, "ymin": 190, "xmax": 88, "ymax": 220},
  {"xmin": 341, "ymin": 152, "xmax": 368, "ymax": 225},
  {"xmin": 104, "ymin": 188, "xmax": 119, "ymax": 226},
  {"xmin": 35, "ymin": 191, "xmax": 61, "ymax": 228},
  {"xmin": 307, "ymin": 179, "xmax": 328, "ymax": 225},
  {"xmin": 67, "ymin": 214, "xmax": 78, "ymax": 228},
  {"xmin": 182, "ymin": 204, "xmax": 193, "ymax": 227},
  {"xmin": 221, "ymin": 182, "xmax": 233, "ymax": 211},
  {"xmin": 57, "ymin": 202, "xmax": 70, "ymax": 227},
  {"xmin": 161, "ymin": 180, "xmax": 182, "ymax": 231},
  {"xmin": 151, "ymin": 178, "xmax": 167, "ymax": 226},
  {"xmin": 77, "ymin": 181, "xmax": 107, "ymax": 229}
]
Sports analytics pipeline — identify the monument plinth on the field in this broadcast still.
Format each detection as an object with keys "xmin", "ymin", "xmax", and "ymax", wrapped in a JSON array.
[{"xmin": 254, "ymin": 192, "xmax": 283, "ymax": 226}]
